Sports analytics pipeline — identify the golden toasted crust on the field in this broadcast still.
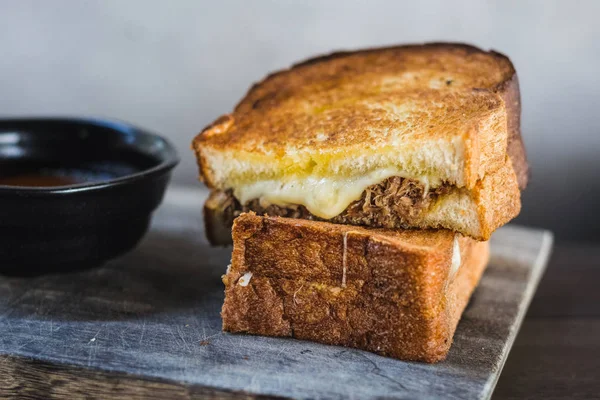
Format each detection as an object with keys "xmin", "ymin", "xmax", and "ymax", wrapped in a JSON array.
[
  {"xmin": 415, "ymin": 155, "xmax": 521, "ymax": 240},
  {"xmin": 193, "ymin": 42, "xmax": 528, "ymax": 189},
  {"xmin": 472, "ymin": 156, "xmax": 522, "ymax": 239},
  {"xmin": 491, "ymin": 67, "xmax": 528, "ymax": 188},
  {"xmin": 221, "ymin": 213, "xmax": 490, "ymax": 362}
]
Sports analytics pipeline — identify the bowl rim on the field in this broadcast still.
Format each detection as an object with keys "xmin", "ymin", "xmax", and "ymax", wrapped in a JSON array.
[{"xmin": 0, "ymin": 117, "xmax": 180, "ymax": 195}]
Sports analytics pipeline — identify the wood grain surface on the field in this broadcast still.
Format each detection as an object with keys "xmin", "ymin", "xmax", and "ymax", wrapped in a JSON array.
[
  {"xmin": 0, "ymin": 354, "xmax": 281, "ymax": 399},
  {"xmin": 0, "ymin": 187, "xmax": 554, "ymax": 399},
  {"xmin": 494, "ymin": 243, "xmax": 600, "ymax": 400}
]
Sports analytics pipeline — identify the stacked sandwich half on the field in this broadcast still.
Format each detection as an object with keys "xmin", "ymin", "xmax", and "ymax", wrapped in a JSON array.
[{"xmin": 192, "ymin": 43, "xmax": 528, "ymax": 363}]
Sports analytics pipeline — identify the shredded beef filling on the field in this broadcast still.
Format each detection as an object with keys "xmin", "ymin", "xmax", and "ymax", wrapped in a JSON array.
[
  {"xmin": 334, "ymin": 176, "xmax": 451, "ymax": 227},
  {"xmin": 214, "ymin": 176, "xmax": 451, "ymax": 230}
]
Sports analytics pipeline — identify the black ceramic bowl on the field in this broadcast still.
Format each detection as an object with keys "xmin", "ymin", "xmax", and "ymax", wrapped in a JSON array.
[{"xmin": 0, "ymin": 118, "xmax": 179, "ymax": 275}]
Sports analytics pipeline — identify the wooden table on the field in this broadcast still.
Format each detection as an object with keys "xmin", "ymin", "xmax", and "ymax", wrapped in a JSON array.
[{"xmin": 494, "ymin": 242, "xmax": 600, "ymax": 399}]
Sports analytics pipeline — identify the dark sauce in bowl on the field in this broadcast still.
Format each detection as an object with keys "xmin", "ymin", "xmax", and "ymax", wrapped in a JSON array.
[
  {"xmin": 0, "ymin": 117, "xmax": 179, "ymax": 275},
  {"xmin": 0, "ymin": 161, "xmax": 146, "ymax": 188}
]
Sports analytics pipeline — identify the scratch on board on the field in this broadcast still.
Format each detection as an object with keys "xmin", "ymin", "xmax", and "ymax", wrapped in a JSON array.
[
  {"xmin": 34, "ymin": 340, "xmax": 56, "ymax": 358},
  {"xmin": 176, "ymin": 325, "xmax": 191, "ymax": 352},
  {"xmin": 358, "ymin": 351, "xmax": 408, "ymax": 391},
  {"xmin": 87, "ymin": 327, "xmax": 102, "ymax": 367},
  {"xmin": 198, "ymin": 332, "xmax": 221, "ymax": 347},
  {"xmin": 4, "ymin": 319, "xmax": 14, "ymax": 333},
  {"xmin": 247, "ymin": 374, "xmax": 262, "ymax": 393},
  {"xmin": 201, "ymin": 332, "xmax": 221, "ymax": 341},
  {"xmin": 120, "ymin": 326, "xmax": 130, "ymax": 348},
  {"xmin": 139, "ymin": 320, "xmax": 146, "ymax": 345},
  {"xmin": 167, "ymin": 325, "xmax": 179, "ymax": 347},
  {"xmin": 16, "ymin": 339, "xmax": 37, "ymax": 351},
  {"xmin": 276, "ymin": 345, "xmax": 290, "ymax": 357},
  {"xmin": 0, "ymin": 288, "xmax": 32, "ymax": 320}
]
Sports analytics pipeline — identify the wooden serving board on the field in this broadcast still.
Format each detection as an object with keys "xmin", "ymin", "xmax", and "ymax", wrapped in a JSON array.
[{"xmin": 0, "ymin": 187, "xmax": 553, "ymax": 399}]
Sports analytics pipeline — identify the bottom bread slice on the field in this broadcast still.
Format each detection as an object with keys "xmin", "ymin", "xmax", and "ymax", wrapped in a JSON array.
[{"xmin": 221, "ymin": 213, "xmax": 490, "ymax": 363}]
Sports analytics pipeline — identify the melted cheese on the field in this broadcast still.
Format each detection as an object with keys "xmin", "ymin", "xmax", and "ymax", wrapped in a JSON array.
[
  {"xmin": 238, "ymin": 272, "xmax": 253, "ymax": 287},
  {"xmin": 234, "ymin": 169, "xmax": 440, "ymax": 219},
  {"xmin": 444, "ymin": 235, "xmax": 462, "ymax": 292},
  {"xmin": 449, "ymin": 235, "xmax": 462, "ymax": 280}
]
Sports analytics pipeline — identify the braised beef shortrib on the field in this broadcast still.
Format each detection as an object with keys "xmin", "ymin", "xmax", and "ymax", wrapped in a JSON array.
[{"xmin": 208, "ymin": 176, "xmax": 452, "ymax": 235}]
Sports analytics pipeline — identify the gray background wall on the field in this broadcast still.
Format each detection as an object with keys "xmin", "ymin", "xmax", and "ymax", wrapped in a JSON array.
[{"xmin": 1, "ymin": 0, "xmax": 598, "ymax": 240}]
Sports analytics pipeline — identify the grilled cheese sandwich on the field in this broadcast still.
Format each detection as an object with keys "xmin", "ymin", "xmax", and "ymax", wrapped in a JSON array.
[{"xmin": 193, "ymin": 43, "xmax": 527, "ymax": 242}]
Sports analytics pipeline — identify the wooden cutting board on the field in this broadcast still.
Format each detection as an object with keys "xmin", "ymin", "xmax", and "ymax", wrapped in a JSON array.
[{"xmin": 0, "ymin": 187, "xmax": 552, "ymax": 400}]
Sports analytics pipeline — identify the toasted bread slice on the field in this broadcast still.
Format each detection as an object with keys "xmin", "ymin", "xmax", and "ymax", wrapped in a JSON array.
[
  {"xmin": 204, "ymin": 155, "xmax": 520, "ymax": 243},
  {"xmin": 406, "ymin": 154, "xmax": 521, "ymax": 239},
  {"xmin": 222, "ymin": 213, "xmax": 490, "ymax": 363},
  {"xmin": 193, "ymin": 43, "xmax": 528, "ymax": 194}
]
